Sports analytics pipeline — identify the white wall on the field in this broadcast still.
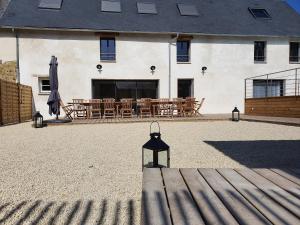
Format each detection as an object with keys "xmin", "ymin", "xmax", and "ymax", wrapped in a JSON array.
[
  {"xmin": 10, "ymin": 30, "xmax": 300, "ymax": 118},
  {"xmin": 0, "ymin": 30, "xmax": 16, "ymax": 62}
]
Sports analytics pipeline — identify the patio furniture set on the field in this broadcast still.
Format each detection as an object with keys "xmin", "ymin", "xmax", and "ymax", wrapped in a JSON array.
[{"xmin": 62, "ymin": 97, "xmax": 205, "ymax": 120}]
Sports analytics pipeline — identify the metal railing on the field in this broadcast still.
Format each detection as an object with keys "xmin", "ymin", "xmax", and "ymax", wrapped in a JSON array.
[{"xmin": 245, "ymin": 67, "xmax": 300, "ymax": 99}]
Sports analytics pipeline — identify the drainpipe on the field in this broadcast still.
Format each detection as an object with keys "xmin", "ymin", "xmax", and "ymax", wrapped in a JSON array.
[
  {"xmin": 12, "ymin": 28, "xmax": 20, "ymax": 83},
  {"xmin": 168, "ymin": 33, "xmax": 179, "ymax": 98}
]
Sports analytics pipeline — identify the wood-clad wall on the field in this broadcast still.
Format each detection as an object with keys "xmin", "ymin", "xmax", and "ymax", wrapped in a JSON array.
[
  {"xmin": 245, "ymin": 96, "xmax": 300, "ymax": 118},
  {"xmin": 0, "ymin": 79, "xmax": 32, "ymax": 125}
]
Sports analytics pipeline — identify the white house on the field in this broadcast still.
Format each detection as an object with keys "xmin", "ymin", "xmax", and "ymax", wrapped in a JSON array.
[{"xmin": 0, "ymin": 0, "xmax": 300, "ymax": 118}]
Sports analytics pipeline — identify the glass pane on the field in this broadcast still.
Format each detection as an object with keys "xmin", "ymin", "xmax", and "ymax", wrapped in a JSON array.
[
  {"xmin": 100, "ymin": 38, "xmax": 116, "ymax": 60},
  {"xmin": 143, "ymin": 149, "xmax": 168, "ymax": 168},
  {"xmin": 92, "ymin": 80, "xmax": 116, "ymax": 99},
  {"xmin": 116, "ymin": 81, "xmax": 136, "ymax": 100},
  {"xmin": 136, "ymin": 81, "xmax": 158, "ymax": 99},
  {"xmin": 158, "ymin": 151, "xmax": 168, "ymax": 168},
  {"xmin": 177, "ymin": 41, "xmax": 190, "ymax": 62},
  {"xmin": 253, "ymin": 80, "xmax": 284, "ymax": 97},
  {"xmin": 178, "ymin": 79, "xmax": 192, "ymax": 98},
  {"xmin": 290, "ymin": 42, "xmax": 299, "ymax": 62},
  {"xmin": 254, "ymin": 42, "xmax": 265, "ymax": 61}
]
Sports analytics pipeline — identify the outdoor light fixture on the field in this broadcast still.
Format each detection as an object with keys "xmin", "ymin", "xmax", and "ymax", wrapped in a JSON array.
[
  {"xmin": 150, "ymin": 65, "xmax": 156, "ymax": 74},
  {"xmin": 232, "ymin": 107, "xmax": 240, "ymax": 122},
  {"xmin": 202, "ymin": 66, "xmax": 207, "ymax": 75},
  {"xmin": 33, "ymin": 111, "xmax": 44, "ymax": 128},
  {"xmin": 142, "ymin": 121, "xmax": 170, "ymax": 170},
  {"xmin": 96, "ymin": 64, "xmax": 103, "ymax": 71}
]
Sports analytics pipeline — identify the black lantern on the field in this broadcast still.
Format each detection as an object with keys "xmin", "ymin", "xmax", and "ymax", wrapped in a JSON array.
[
  {"xmin": 142, "ymin": 121, "xmax": 170, "ymax": 170},
  {"xmin": 33, "ymin": 111, "xmax": 44, "ymax": 128},
  {"xmin": 232, "ymin": 107, "xmax": 240, "ymax": 122}
]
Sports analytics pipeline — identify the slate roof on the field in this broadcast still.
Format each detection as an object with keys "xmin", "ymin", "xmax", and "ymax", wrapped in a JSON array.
[{"xmin": 1, "ymin": 0, "xmax": 300, "ymax": 37}]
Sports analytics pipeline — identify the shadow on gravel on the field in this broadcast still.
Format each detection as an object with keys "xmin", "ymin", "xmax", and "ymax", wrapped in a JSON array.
[
  {"xmin": 204, "ymin": 140, "xmax": 300, "ymax": 168},
  {"xmin": 0, "ymin": 199, "xmax": 136, "ymax": 225}
]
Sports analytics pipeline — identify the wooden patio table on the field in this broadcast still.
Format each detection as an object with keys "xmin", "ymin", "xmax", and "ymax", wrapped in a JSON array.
[
  {"xmin": 142, "ymin": 168, "xmax": 300, "ymax": 225},
  {"xmin": 67, "ymin": 99, "xmax": 200, "ymax": 118}
]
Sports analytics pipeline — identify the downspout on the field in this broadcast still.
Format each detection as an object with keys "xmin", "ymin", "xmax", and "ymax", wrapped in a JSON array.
[
  {"xmin": 13, "ymin": 28, "xmax": 20, "ymax": 84},
  {"xmin": 168, "ymin": 33, "xmax": 179, "ymax": 98}
]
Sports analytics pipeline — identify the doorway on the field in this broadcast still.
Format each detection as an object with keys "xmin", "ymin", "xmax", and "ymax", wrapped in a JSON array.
[{"xmin": 178, "ymin": 79, "xmax": 194, "ymax": 98}]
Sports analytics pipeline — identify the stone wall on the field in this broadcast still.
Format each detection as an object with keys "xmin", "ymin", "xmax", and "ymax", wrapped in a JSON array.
[{"xmin": 0, "ymin": 61, "xmax": 16, "ymax": 82}]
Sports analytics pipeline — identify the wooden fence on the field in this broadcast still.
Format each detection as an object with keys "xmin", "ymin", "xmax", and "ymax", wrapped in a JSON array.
[
  {"xmin": 245, "ymin": 96, "xmax": 300, "ymax": 118},
  {"xmin": 0, "ymin": 79, "xmax": 32, "ymax": 125}
]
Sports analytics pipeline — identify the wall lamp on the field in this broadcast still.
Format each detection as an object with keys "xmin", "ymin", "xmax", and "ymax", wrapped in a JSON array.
[
  {"xmin": 202, "ymin": 66, "xmax": 207, "ymax": 75},
  {"xmin": 150, "ymin": 65, "xmax": 156, "ymax": 74},
  {"xmin": 97, "ymin": 64, "xmax": 102, "ymax": 72}
]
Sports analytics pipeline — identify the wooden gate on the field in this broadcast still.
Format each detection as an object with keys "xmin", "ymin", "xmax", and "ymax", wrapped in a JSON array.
[{"xmin": 0, "ymin": 79, "xmax": 32, "ymax": 125}]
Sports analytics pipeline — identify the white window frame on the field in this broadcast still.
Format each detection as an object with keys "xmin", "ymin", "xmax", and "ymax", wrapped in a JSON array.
[{"xmin": 38, "ymin": 77, "xmax": 51, "ymax": 94}]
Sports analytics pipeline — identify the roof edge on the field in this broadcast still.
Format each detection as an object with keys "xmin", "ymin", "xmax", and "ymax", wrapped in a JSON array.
[{"xmin": 2, "ymin": 25, "xmax": 300, "ymax": 38}]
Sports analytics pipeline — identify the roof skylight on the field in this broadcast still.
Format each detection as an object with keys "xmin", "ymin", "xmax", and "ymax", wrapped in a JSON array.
[
  {"xmin": 249, "ymin": 8, "xmax": 271, "ymax": 19},
  {"xmin": 177, "ymin": 4, "xmax": 199, "ymax": 16},
  {"xmin": 137, "ymin": 2, "xmax": 157, "ymax": 14},
  {"xmin": 101, "ymin": 0, "xmax": 121, "ymax": 13},
  {"xmin": 38, "ymin": 0, "xmax": 63, "ymax": 9}
]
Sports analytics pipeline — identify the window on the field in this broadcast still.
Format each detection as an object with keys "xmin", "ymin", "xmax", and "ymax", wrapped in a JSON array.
[
  {"xmin": 177, "ymin": 40, "xmax": 190, "ymax": 62},
  {"xmin": 249, "ymin": 8, "xmax": 271, "ymax": 19},
  {"xmin": 177, "ymin": 4, "xmax": 199, "ymax": 16},
  {"xmin": 92, "ymin": 80, "xmax": 158, "ymax": 100},
  {"xmin": 39, "ymin": 78, "xmax": 50, "ymax": 94},
  {"xmin": 254, "ymin": 41, "xmax": 266, "ymax": 62},
  {"xmin": 38, "ymin": 0, "xmax": 63, "ymax": 9},
  {"xmin": 253, "ymin": 80, "xmax": 284, "ymax": 98},
  {"xmin": 289, "ymin": 42, "xmax": 300, "ymax": 63},
  {"xmin": 101, "ymin": 0, "xmax": 121, "ymax": 13},
  {"xmin": 137, "ymin": 2, "xmax": 157, "ymax": 14},
  {"xmin": 178, "ymin": 79, "xmax": 193, "ymax": 98},
  {"xmin": 100, "ymin": 38, "xmax": 116, "ymax": 61}
]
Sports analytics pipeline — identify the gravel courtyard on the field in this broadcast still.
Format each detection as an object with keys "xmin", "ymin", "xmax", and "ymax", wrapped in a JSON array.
[{"xmin": 0, "ymin": 121, "xmax": 299, "ymax": 225}]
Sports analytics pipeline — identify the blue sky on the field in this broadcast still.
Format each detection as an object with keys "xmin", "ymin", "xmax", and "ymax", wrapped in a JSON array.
[{"xmin": 287, "ymin": 0, "xmax": 300, "ymax": 13}]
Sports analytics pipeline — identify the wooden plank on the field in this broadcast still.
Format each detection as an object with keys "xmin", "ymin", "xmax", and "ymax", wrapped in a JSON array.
[
  {"xmin": 199, "ymin": 169, "xmax": 272, "ymax": 225},
  {"xmin": 218, "ymin": 169, "xmax": 300, "ymax": 225},
  {"xmin": 180, "ymin": 168, "xmax": 239, "ymax": 225},
  {"xmin": 141, "ymin": 168, "xmax": 172, "ymax": 225},
  {"xmin": 236, "ymin": 168, "xmax": 300, "ymax": 218},
  {"xmin": 271, "ymin": 169, "xmax": 300, "ymax": 186},
  {"xmin": 162, "ymin": 168, "xmax": 205, "ymax": 225},
  {"xmin": 254, "ymin": 169, "xmax": 300, "ymax": 199}
]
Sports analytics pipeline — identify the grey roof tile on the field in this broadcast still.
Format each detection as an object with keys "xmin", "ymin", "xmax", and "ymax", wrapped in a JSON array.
[{"xmin": 0, "ymin": 0, "xmax": 300, "ymax": 37}]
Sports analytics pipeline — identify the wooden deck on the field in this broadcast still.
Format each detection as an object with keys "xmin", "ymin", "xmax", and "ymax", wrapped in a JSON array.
[{"xmin": 141, "ymin": 168, "xmax": 300, "ymax": 225}]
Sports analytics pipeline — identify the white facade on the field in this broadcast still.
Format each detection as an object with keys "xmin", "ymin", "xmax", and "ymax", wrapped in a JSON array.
[{"xmin": 1, "ymin": 30, "xmax": 299, "ymax": 118}]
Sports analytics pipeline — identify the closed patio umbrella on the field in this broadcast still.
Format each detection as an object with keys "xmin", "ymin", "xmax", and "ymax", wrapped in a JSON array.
[{"xmin": 47, "ymin": 56, "xmax": 61, "ymax": 120}]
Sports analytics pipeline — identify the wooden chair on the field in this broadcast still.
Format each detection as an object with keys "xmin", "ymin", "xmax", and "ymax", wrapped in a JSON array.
[
  {"xmin": 72, "ymin": 99, "xmax": 87, "ymax": 119},
  {"xmin": 195, "ymin": 98, "xmax": 205, "ymax": 116},
  {"xmin": 120, "ymin": 98, "xmax": 133, "ymax": 118},
  {"xmin": 171, "ymin": 98, "xmax": 184, "ymax": 117},
  {"xmin": 183, "ymin": 97, "xmax": 196, "ymax": 117},
  {"xmin": 139, "ymin": 98, "xmax": 152, "ymax": 118},
  {"xmin": 60, "ymin": 100, "xmax": 73, "ymax": 120},
  {"xmin": 103, "ymin": 98, "xmax": 116, "ymax": 118},
  {"xmin": 89, "ymin": 99, "xmax": 102, "ymax": 119}
]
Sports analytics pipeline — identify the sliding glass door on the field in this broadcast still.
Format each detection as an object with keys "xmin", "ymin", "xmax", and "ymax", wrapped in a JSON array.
[{"xmin": 92, "ymin": 80, "xmax": 158, "ymax": 100}]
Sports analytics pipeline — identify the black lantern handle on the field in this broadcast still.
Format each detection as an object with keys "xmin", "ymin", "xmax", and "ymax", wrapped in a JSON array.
[{"xmin": 150, "ymin": 121, "xmax": 160, "ymax": 134}]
